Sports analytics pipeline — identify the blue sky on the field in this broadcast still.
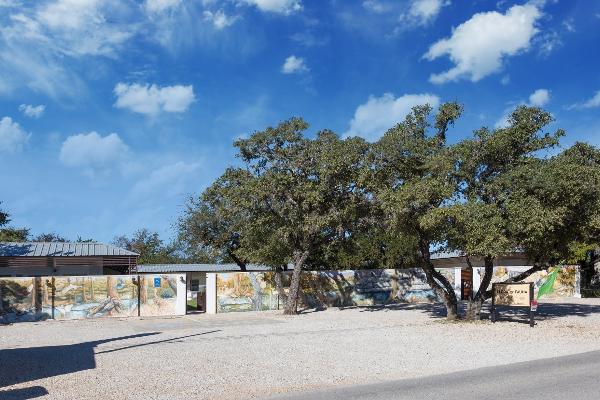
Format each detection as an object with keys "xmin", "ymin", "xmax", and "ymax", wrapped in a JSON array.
[{"xmin": 1, "ymin": 0, "xmax": 599, "ymax": 242}]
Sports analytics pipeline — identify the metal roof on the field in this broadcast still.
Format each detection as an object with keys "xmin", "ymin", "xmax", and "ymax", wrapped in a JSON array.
[
  {"xmin": 137, "ymin": 263, "xmax": 278, "ymax": 273},
  {"xmin": 0, "ymin": 242, "xmax": 138, "ymax": 257}
]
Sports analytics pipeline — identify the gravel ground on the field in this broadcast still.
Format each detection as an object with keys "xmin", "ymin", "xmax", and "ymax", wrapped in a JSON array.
[{"xmin": 1, "ymin": 299, "xmax": 600, "ymax": 400}]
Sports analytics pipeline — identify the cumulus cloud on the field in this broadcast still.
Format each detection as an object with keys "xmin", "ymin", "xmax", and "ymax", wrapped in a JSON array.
[
  {"xmin": 405, "ymin": 0, "xmax": 449, "ymax": 26},
  {"xmin": 203, "ymin": 9, "xmax": 238, "ymax": 30},
  {"xmin": 281, "ymin": 55, "xmax": 308, "ymax": 74},
  {"xmin": 59, "ymin": 132, "xmax": 129, "ymax": 170},
  {"xmin": 344, "ymin": 93, "xmax": 440, "ymax": 141},
  {"xmin": 424, "ymin": 4, "xmax": 542, "ymax": 84},
  {"xmin": 243, "ymin": 0, "xmax": 302, "ymax": 15},
  {"xmin": 568, "ymin": 90, "xmax": 600, "ymax": 110},
  {"xmin": 0, "ymin": 116, "xmax": 30, "ymax": 153},
  {"xmin": 18, "ymin": 104, "xmax": 46, "ymax": 118},
  {"xmin": 528, "ymin": 88, "xmax": 550, "ymax": 107},
  {"xmin": 114, "ymin": 83, "xmax": 196, "ymax": 116}
]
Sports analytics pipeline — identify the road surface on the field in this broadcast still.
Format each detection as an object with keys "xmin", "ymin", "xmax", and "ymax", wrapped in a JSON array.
[{"xmin": 270, "ymin": 349, "xmax": 600, "ymax": 400}]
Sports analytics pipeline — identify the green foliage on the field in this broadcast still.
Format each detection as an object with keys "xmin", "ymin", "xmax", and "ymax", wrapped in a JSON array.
[
  {"xmin": 112, "ymin": 229, "xmax": 186, "ymax": 265},
  {"xmin": 0, "ymin": 202, "xmax": 29, "ymax": 242}
]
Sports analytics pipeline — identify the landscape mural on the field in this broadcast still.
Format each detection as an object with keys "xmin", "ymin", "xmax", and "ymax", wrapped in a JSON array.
[
  {"xmin": 0, "ymin": 274, "xmax": 181, "ymax": 323},
  {"xmin": 216, "ymin": 268, "xmax": 457, "ymax": 313}
]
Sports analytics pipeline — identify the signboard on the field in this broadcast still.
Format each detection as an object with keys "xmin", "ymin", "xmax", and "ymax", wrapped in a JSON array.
[
  {"xmin": 491, "ymin": 282, "xmax": 535, "ymax": 327},
  {"xmin": 154, "ymin": 277, "xmax": 161, "ymax": 288},
  {"xmin": 492, "ymin": 283, "xmax": 532, "ymax": 306}
]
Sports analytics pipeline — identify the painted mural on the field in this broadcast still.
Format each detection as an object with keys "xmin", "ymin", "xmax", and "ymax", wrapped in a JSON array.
[
  {"xmin": 139, "ymin": 274, "xmax": 179, "ymax": 317},
  {"xmin": 50, "ymin": 276, "xmax": 138, "ymax": 320},
  {"xmin": 216, "ymin": 268, "xmax": 455, "ymax": 313},
  {"xmin": 216, "ymin": 272, "xmax": 279, "ymax": 312},
  {"xmin": 0, "ymin": 274, "xmax": 182, "ymax": 323},
  {"xmin": 485, "ymin": 266, "xmax": 578, "ymax": 298},
  {"xmin": 0, "ymin": 277, "xmax": 42, "ymax": 323}
]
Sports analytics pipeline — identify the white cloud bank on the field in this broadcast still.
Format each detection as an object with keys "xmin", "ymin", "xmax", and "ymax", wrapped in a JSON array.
[
  {"xmin": 424, "ymin": 4, "xmax": 541, "ymax": 84},
  {"xmin": 0, "ymin": 116, "xmax": 30, "ymax": 153},
  {"xmin": 19, "ymin": 104, "xmax": 46, "ymax": 118},
  {"xmin": 345, "ymin": 93, "xmax": 440, "ymax": 141},
  {"xmin": 243, "ymin": 0, "xmax": 302, "ymax": 15},
  {"xmin": 114, "ymin": 83, "xmax": 196, "ymax": 116},
  {"xmin": 528, "ymin": 88, "xmax": 550, "ymax": 107},
  {"xmin": 59, "ymin": 132, "xmax": 129, "ymax": 170},
  {"xmin": 281, "ymin": 55, "xmax": 308, "ymax": 74}
]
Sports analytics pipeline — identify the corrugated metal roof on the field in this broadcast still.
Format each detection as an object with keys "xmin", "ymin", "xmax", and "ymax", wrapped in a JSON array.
[
  {"xmin": 0, "ymin": 242, "xmax": 138, "ymax": 257},
  {"xmin": 137, "ymin": 263, "xmax": 279, "ymax": 273}
]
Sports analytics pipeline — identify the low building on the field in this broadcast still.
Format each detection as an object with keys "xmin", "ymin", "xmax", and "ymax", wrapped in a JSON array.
[{"xmin": 0, "ymin": 242, "xmax": 139, "ymax": 276}]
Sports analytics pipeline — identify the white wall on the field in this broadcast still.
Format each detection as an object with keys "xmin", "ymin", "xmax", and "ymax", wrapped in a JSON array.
[
  {"xmin": 175, "ymin": 274, "xmax": 187, "ymax": 315},
  {"xmin": 206, "ymin": 273, "xmax": 217, "ymax": 314}
]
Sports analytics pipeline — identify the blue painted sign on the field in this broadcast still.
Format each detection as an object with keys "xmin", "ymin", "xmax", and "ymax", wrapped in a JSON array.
[{"xmin": 154, "ymin": 277, "xmax": 161, "ymax": 288}]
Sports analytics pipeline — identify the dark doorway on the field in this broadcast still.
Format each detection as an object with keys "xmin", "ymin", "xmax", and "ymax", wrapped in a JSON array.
[{"xmin": 461, "ymin": 268, "xmax": 473, "ymax": 300}]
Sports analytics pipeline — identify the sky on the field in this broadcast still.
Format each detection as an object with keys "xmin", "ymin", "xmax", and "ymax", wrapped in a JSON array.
[{"xmin": 1, "ymin": 0, "xmax": 599, "ymax": 243}]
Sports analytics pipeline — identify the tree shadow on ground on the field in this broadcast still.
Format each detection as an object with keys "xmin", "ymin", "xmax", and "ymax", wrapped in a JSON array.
[
  {"xmin": 0, "ymin": 330, "xmax": 220, "ymax": 390},
  {"xmin": 300, "ymin": 300, "xmax": 600, "ymax": 323}
]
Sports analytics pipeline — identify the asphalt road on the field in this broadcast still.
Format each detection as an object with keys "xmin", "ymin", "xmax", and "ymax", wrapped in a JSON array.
[{"xmin": 270, "ymin": 349, "xmax": 600, "ymax": 400}]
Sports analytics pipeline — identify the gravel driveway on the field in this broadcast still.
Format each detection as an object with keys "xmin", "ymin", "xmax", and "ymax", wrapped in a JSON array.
[{"xmin": 1, "ymin": 299, "xmax": 600, "ymax": 400}]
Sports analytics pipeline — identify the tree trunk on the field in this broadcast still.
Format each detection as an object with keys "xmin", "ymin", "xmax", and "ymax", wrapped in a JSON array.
[
  {"xmin": 465, "ymin": 256, "xmax": 494, "ymax": 320},
  {"xmin": 418, "ymin": 240, "xmax": 458, "ymax": 320},
  {"xmin": 283, "ymin": 250, "xmax": 309, "ymax": 315}
]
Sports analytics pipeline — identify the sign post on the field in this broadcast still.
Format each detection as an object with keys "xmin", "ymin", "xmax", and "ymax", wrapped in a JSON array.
[{"xmin": 491, "ymin": 282, "xmax": 535, "ymax": 327}]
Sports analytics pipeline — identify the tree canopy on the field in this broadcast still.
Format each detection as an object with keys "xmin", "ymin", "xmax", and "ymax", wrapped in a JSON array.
[{"xmin": 178, "ymin": 105, "xmax": 600, "ymax": 319}]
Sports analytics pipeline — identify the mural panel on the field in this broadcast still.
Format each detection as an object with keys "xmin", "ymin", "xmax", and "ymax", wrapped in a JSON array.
[
  {"xmin": 216, "ymin": 268, "xmax": 452, "ymax": 313},
  {"xmin": 217, "ymin": 272, "xmax": 278, "ymax": 313},
  {"xmin": 486, "ymin": 266, "xmax": 577, "ymax": 298},
  {"xmin": 139, "ymin": 274, "xmax": 179, "ymax": 317},
  {"xmin": 49, "ymin": 276, "xmax": 138, "ymax": 319},
  {"xmin": 0, "ymin": 277, "xmax": 44, "ymax": 323}
]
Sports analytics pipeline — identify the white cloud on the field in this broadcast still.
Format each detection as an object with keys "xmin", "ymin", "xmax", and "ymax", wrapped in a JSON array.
[
  {"xmin": 0, "ymin": 0, "xmax": 135, "ymax": 98},
  {"xmin": 345, "ymin": 93, "xmax": 440, "ymax": 141},
  {"xmin": 569, "ymin": 90, "xmax": 600, "ymax": 110},
  {"xmin": 0, "ymin": 116, "xmax": 30, "ymax": 153},
  {"xmin": 203, "ymin": 9, "xmax": 238, "ymax": 30},
  {"xmin": 18, "ymin": 104, "xmax": 46, "ymax": 118},
  {"xmin": 243, "ymin": 0, "xmax": 302, "ymax": 15},
  {"xmin": 281, "ymin": 55, "xmax": 308, "ymax": 74},
  {"xmin": 114, "ymin": 83, "xmax": 196, "ymax": 116},
  {"xmin": 528, "ymin": 88, "xmax": 550, "ymax": 107},
  {"xmin": 129, "ymin": 161, "xmax": 201, "ymax": 201},
  {"xmin": 144, "ymin": 0, "xmax": 182, "ymax": 14},
  {"xmin": 424, "ymin": 4, "xmax": 542, "ymax": 84},
  {"xmin": 405, "ymin": 0, "xmax": 449, "ymax": 26},
  {"xmin": 59, "ymin": 132, "xmax": 129, "ymax": 170}
]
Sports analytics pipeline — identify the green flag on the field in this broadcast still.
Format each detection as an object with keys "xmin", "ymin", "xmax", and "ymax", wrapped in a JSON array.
[{"xmin": 537, "ymin": 268, "xmax": 559, "ymax": 299}]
